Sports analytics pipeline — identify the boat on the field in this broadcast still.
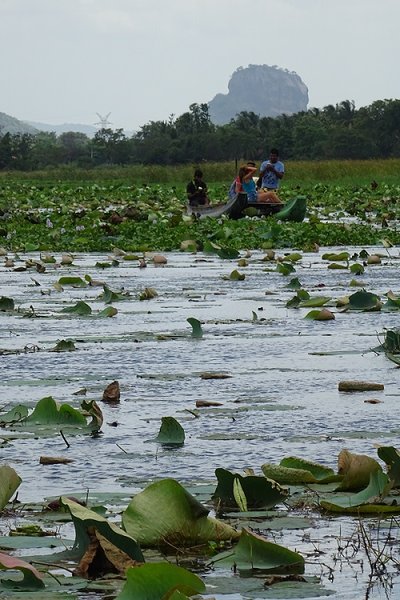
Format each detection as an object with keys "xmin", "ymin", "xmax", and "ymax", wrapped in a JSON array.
[{"xmin": 187, "ymin": 193, "xmax": 306, "ymax": 222}]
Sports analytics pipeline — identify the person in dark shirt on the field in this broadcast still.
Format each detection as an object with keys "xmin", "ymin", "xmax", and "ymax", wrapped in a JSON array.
[{"xmin": 187, "ymin": 169, "xmax": 210, "ymax": 206}]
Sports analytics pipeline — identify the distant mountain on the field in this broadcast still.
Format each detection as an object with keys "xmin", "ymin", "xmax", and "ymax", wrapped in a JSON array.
[
  {"xmin": 25, "ymin": 121, "xmax": 98, "ymax": 137},
  {"xmin": 208, "ymin": 64, "xmax": 309, "ymax": 125},
  {"xmin": 0, "ymin": 112, "xmax": 38, "ymax": 135}
]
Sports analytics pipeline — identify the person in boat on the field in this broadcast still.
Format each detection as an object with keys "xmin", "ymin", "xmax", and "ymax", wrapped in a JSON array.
[
  {"xmin": 186, "ymin": 169, "xmax": 210, "ymax": 206},
  {"xmin": 237, "ymin": 164, "xmax": 281, "ymax": 204},
  {"xmin": 258, "ymin": 148, "xmax": 284, "ymax": 203},
  {"xmin": 228, "ymin": 161, "xmax": 257, "ymax": 200}
]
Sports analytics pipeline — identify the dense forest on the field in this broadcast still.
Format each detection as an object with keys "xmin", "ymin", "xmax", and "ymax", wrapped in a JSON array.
[{"xmin": 1, "ymin": 99, "xmax": 400, "ymax": 170}]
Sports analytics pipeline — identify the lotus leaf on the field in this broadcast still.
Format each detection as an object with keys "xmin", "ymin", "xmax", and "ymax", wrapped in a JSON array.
[
  {"xmin": 347, "ymin": 290, "xmax": 382, "ymax": 311},
  {"xmin": 116, "ymin": 563, "xmax": 205, "ymax": 600},
  {"xmin": 299, "ymin": 296, "xmax": 331, "ymax": 308},
  {"xmin": 209, "ymin": 528, "xmax": 304, "ymax": 574},
  {"xmin": 57, "ymin": 276, "xmax": 87, "ymax": 287},
  {"xmin": 320, "ymin": 471, "xmax": 393, "ymax": 513},
  {"xmin": 377, "ymin": 446, "xmax": 400, "ymax": 487},
  {"xmin": 304, "ymin": 309, "xmax": 335, "ymax": 321},
  {"xmin": 0, "ymin": 405, "xmax": 29, "ymax": 425},
  {"xmin": 336, "ymin": 449, "xmax": 382, "ymax": 491},
  {"xmin": 213, "ymin": 468, "xmax": 288, "ymax": 510},
  {"xmin": 0, "ymin": 297, "xmax": 14, "ymax": 311},
  {"xmin": 122, "ymin": 478, "xmax": 239, "ymax": 547},
  {"xmin": 60, "ymin": 496, "xmax": 144, "ymax": 564},
  {"xmin": 0, "ymin": 465, "xmax": 21, "ymax": 511},
  {"xmin": 0, "ymin": 551, "xmax": 44, "ymax": 590},
  {"xmin": 61, "ymin": 301, "xmax": 92, "ymax": 315},
  {"xmin": 154, "ymin": 416, "xmax": 185, "ymax": 445},
  {"xmin": 229, "ymin": 269, "xmax": 245, "ymax": 280},
  {"xmin": 187, "ymin": 317, "xmax": 203, "ymax": 338}
]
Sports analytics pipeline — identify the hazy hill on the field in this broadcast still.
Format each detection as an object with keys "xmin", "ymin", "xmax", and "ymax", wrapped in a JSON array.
[
  {"xmin": 25, "ymin": 121, "xmax": 98, "ymax": 136},
  {"xmin": 0, "ymin": 112, "xmax": 38, "ymax": 135},
  {"xmin": 208, "ymin": 64, "xmax": 309, "ymax": 125}
]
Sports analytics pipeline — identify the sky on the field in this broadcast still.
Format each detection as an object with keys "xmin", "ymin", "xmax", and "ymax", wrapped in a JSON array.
[{"xmin": 1, "ymin": 0, "xmax": 399, "ymax": 132}]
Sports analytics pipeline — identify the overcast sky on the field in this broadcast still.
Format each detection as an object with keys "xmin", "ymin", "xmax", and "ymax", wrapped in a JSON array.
[{"xmin": 1, "ymin": 0, "xmax": 399, "ymax": 132}]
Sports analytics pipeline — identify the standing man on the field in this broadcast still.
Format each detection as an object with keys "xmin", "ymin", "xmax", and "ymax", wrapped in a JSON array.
[{"xmin": 259, "ymin": 148, "xmax": 284, "ymax": 191}]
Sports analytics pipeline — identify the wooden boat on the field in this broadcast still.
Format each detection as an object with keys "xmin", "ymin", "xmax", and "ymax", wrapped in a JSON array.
[{"xmin": 187, "ymin": 194, "xmax": 306, "ymax": 222}]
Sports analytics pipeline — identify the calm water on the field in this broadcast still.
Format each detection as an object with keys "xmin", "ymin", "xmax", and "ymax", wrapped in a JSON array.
[{"xmin": 1, "ymin": 246, "xmax": 399, "ymax": 599}]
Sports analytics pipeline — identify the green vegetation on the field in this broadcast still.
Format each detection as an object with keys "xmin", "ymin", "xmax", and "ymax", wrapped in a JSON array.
[{"xmin": 0, "ymin": 161, "xmax": 399, "ymax": 252}]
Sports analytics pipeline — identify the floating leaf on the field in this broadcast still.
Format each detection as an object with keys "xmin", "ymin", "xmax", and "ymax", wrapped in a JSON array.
[
  {"xmin": 304, "ymin": 309, "xmax": 335, "ymax": 321},
  {"xmin": 336, "ymin": 449, "xmax": 382, "ymax": 491},
  {"xmin": 286, "ymin": 277, "xmax": 302, "ymax": 290},
  {"xmin": 327, "ymin": 262, "xmax": 348, "ymax": 269},
  {"xmin": 61, "ymin": 496, "xmax": 144, "ymax": 570},
  {"xmin": 61, "ymin": 301, "xmax": 92, "ymax": 315},
  {"xmin": 209, "ymin": 528, "xmax": 304, "ymax": 574},
  {"xmin": 187, "ymin": 317, "xmax": 203, "ymax": 338},
  {"xmin": 139, "ymin": 287, "xmax": 158, "ymax": 301},
  {"xmin": 212, "ymin": 468, "xmax": 288, "ymax": 510},
  {"xmin": 299, "ymin": 296, "xmax": 331, "ymax": 308},
  {"xmin": 350, "ymin": 263, "xmax": 365, "ymax": 275},
  {"xmin": 320, "ymin": 471, "xmax": 393, "ymax": 513},
  {"xmin": 377, "ymin": 446, "xmax": 400, "ymax": 487},
  {"xmin": 57, "ymin": 276, "xmax": 87, "ymax": 287},
  {"xmin": 0, "ymin": 465, "xmax": 21, "ymax": 511},
  {"xmin": 122, "ymin": 479, "xmax": 238, "ymax": 548},
  {"xmin": 154, "ymin": 416, "xmax": 185, "ymax": 445},
  {"xmin": 347, "ymin": 290, "xmax": 381, "ymax": 311},
  {"xmin": 322, "ymin": 252, "xmax": 350, "ymax": 261},
  {"xmin": 98, "ymin": 306, "xmax": 118, "ymax": 317},
  {"xmin": 116, "ymin": 563, "xmax": 205, "ymax": 600},
  {"xmin": 50, "ymin": 339, "xmax": 76, "ymax": 352},
  {"xmin": 233, "ymin": 477, "xmax": 248, "ymax": 512},
  {"xmin": 276, "ymin": 262, "xmax": 295, "ymax": 276},
  {"xmin": 0, "ymin": 552, "xmax": 44, "ymax": 590},
  {"xmin": 0, "ymin": 297, "xmax": 14, "ymax": 311},
  {"xmin": 229, "ymin": 269, "xmax": 245, "ymax": 281}
]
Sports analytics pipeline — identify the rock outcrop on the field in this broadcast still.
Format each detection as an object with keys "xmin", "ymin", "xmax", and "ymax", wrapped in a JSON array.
[{"xmin": 208, "ymin": 64, "xmax": 309, "ymax": 125}]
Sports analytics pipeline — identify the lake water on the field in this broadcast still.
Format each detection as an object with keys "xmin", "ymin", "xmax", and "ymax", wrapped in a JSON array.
[{"xmin": 1, "ymin": 246, "xmax": 399, "ymax": 599}]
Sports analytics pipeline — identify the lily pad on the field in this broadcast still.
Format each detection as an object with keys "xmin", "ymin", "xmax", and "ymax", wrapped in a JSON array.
[
  {"xmin": 154, "ymin": 416, "xmax": 185, "ymax": 445},
  {"xmin": 0, "ymin": 552, "xmax": 44, "ymax": 590},
  {"xmin": 208, "ymin": 528, "xmax": 304, "ymax": 574},
  {"xmin": 187, "ymin": 317, "xmax": 203, "ymax": 338},
  {"xmin": 0, "ymin": 465, "xmax": 21, "ymax": 511},
  {"xmin": 212, "ymin": 468, "xmax": 288, "ymax": 510},
  {"xmin": 116, "ymin": 563, "xmax": 205, "ymax": 600},
  {"xmin": 320, "ymin": 470, "xmax": 394, "ymax": 513},
  {"xmin": 122, "ymin": 479, "xmax": 239, "ymax": 548}
]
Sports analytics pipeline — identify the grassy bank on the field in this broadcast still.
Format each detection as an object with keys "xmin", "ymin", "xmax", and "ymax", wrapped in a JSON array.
[{"xmin": 1, "ymin": 158, "xmax": 400, "ymax": 187}]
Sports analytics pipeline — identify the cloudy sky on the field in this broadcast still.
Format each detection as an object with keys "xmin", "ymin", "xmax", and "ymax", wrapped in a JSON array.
[{"xmin": 1, "ymin": 0, "xmax": 399, "ymax": 131}]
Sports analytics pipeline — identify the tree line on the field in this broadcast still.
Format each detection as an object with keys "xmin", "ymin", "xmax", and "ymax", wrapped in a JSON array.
[{"xmin": 1, "ymin": 99, "xmax": 400, "ymax": 170}]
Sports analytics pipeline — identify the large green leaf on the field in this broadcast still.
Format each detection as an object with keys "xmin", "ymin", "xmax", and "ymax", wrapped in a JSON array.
[
  {"xmin": 60, "ymin": 496, "xmax": 144, "ymax": 562},
  {"xmin": 154, "ymin": 417, "xmax": 185, "ymax": 445},
  {"xmin": 0, "ymin": 465, "xmax": 21, "ymax": 511},
  {"xmin": 122, "ymin": 479, "xmax": 239, "ymax": 548},
  {"xmin": 61, "ymin": 301, "xmax": 92, "ymax": 315},
  {"xmin": 57, "ymin": 276, "xmax": 87, "ymax": 287},
  {"xmin": 299, "ymin": 296, "xmax": 331, "ymax": 308},
  {"xmin": 116, "ymin": 563, "xmax": 205, "ymax": 600},
  {"xmin": 209, "ymin": 528, "xmax": 304, "ymax": 574},
  {"xmin": 24, "ymin": 396, "xmax": 87, "ymax": 426},
  {"xmin": 213, "ymin": 468, "xmax": 288, "ymax": 510},
  {"xmin": 347, "ymin": 290, "xmax": 382, "ymax": 311},
  {"xmin": 320, "ymin": 471, "xmax": 393, "ymax": 513},
  {"xmin": 0, "ymin": 405, "xmax": 29, "ymax": 425},
  {"xmin": 0, "ymin": 552, "xmax": 44, "ymax": 590}
]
